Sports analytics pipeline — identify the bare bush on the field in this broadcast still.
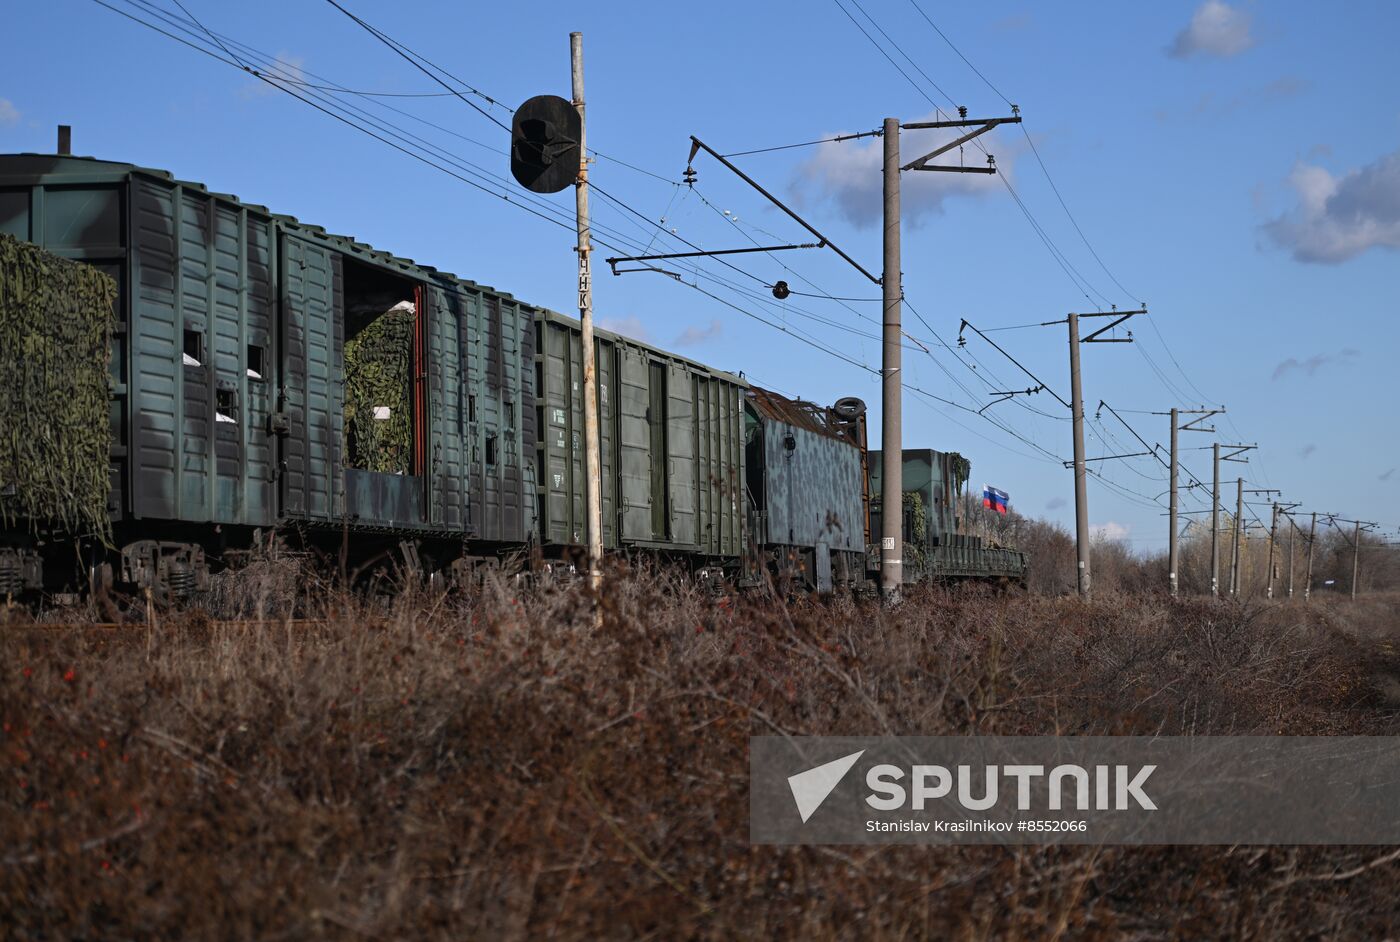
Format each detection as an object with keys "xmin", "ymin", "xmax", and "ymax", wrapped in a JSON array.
[{"xmin": 2, "ymin": 575, "xmax": 1399, "ymax": 939}]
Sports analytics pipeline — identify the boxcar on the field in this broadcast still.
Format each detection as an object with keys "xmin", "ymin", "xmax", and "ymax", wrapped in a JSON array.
[
  {"xmin": 534, "ymin": 309, "xmax": 746, "ymax": 569},
  {"xmin": 0, "ymin": 152, "xmax": 535, "ymax": 591}
]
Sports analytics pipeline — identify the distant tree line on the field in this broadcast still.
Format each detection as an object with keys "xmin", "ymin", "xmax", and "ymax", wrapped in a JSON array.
[{"xmin": 957, "ymin": 494, "xmax": 1400, "ymax": 597}]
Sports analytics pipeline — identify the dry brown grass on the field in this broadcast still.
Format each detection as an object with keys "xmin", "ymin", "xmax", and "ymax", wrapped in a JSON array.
[{"xmin": 3, "ymin": 572, "xmax": 1400, "ymax": 940}]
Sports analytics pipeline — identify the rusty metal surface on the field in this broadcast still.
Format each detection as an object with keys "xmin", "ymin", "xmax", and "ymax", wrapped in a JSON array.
[
  {"xmin": 749, "ymin": 394, "xmax": 865, "ymax": 554},
  {"xmin": 747, "ymin": 386, "xmax": 862, "ymax": 447}
]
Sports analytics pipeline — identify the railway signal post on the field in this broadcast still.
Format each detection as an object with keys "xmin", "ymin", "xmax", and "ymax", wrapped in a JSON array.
[
  {"xmin": 571, "ymin": 33, "xmax": 604, "ymax": 588},
  {"xmin": 508, "ymin": 37, "xmax": 602, "ymax": 587}
]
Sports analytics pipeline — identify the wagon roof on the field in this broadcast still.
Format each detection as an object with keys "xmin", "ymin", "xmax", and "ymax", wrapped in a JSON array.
[
  {"xmin": 0, "ymin": 151, "xmax": 519, "ymax": 301},
  {"xmin": 534, "ymin": 307, "xmax": 749, "ymax": 387},
  {"xmin": 747, "ymin": 386, "xmax": 858, "ymax": 445}
]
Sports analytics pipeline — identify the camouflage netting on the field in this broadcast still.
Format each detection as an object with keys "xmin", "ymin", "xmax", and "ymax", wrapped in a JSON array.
[
  {"xmin": 948, "ymin": 452, "xmax": 972, "ymax": 490},
  {"xmin": 0, "ymin": 233, "xmax": 115, "ymax": 540},
  {"xmin": 344, "ymin": 302, "xmax": 414, "ymax": 474},
  {"xmin": 903, "ymin": 491, "xmax": 927, "ymax": 572}
]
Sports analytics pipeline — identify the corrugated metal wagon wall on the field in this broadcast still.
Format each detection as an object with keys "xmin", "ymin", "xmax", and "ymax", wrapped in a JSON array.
[
  {"xmin": 692, "ymin": 373, "xmax": 745, "ymax": 558},
  {"xmin": 461, "ymin": 289, "xmax": 534, "ymax": 543},
  {"xmin": 278, "ymin": 233, "xmax": 342, "ymax": 523},
  {"xmin": 129, "ymin": 173, "xmax": 278, "ymax": 527},
  {"xmin": 0, "ymin": 158, "xmax": 282, "ymax": 530},
  {"xmin": 535, "ymin": 314, "xmax": 618, "ymax": 549},
  {"xmin": 533, "ymin": 310, "xmax": 745, "ymax": 561}
]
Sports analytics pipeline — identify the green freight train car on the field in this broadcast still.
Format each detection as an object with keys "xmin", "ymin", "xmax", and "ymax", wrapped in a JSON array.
[
  {"xmin": 0, "ymin": 147, "xmax": 1027, "ymax": 599},
  {"xmin": 0, "ymin": 152, "xmax": 536, "ymax": 593},
  {"xmin": 534, "ymin": 309, "xmax": 746, "ymax": 566}
]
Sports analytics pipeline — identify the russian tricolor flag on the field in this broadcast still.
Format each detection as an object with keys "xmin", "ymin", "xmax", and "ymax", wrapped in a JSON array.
[{"xmin": 982, "ymin": 485, "xmax": 1009, "ymax": 515}]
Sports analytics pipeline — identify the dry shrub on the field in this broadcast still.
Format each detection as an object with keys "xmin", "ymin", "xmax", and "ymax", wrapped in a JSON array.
[{"xmin": 2, "ymin": 574, "xmax": 1399, "ymax": 940}]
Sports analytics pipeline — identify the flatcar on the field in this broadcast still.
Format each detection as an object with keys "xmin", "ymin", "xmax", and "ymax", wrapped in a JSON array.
[{"xmin": 0, "ymin": 148, "xmax": 1026, "ymax": 599}]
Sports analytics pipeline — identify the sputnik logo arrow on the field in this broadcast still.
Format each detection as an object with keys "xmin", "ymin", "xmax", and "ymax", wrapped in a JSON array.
[{"xmin": 787, "ymin": 750, "xmax": 865, "ymax": 823}]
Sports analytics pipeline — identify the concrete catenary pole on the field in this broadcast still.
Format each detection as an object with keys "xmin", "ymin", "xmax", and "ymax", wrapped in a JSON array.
[
  {"xmin": 1351, "ymin": 520, "xmax": 1361, "ymax": 600},
  {"xmin": 1168, "ymin": 408, "xmax": 1179, "ymax": 597},
  {"xmin": 1231, "ymin": 477, "xmax": 1244, "ymax": 596},
  {"xmin": 1287, "ymin": 517, "xmax": 1295, "ymax": 597},
  {"xmin": 1304, "ymin": 511, "xmax": 1317, "ymax": 601},
  {"xmin": 1266, "ymin": 502, "xmax": 1279, "ymax": 599},
  {"xmin": 571, "ymin": 33, "xmax": 603, "ymax": 587},
  {"xmin": 1211, "ymin": 442, "xmax": 1221, "ymax": 598},
  {"xmin": 1068, "ymin": 313, "xmax": 1091, "ymax": 597},
  {"xmin": 880, "ymin": 117, "xmax": 903, "ymax": 601}
]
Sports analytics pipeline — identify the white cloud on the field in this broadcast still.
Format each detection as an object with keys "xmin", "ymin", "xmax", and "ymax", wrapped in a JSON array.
[
  {"xmin": 241, "ymin": 53, "xmax": 306, "ymax": 99},
  {"xmin": 597, "ymin": 315, "xmax": 652, "ymax": 344},
  {"xmin": 1263, "ymin": 148, "xmax": 1400, "ymax": 263},
  {"xmin": 1169, "ymin": 1, "xmax": 1254, "ymax": 58},
  {"xmin": 1091, "ymin": 521, "xmax": 1130, "ymax": 544},
  {"xmin": 674, "ymin": 319, "xmax": 722, "ymax": 347},
  {"xmin": 0, "ymin": 98, "xmax": 19, "ymax": 126},
  {"xmin": 791, "ymin": 117, "xmax": 1009, "ymax": 228}
]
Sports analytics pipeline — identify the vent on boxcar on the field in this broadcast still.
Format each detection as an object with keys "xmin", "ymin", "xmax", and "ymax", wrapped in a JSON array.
[
  {"xmin": 215, "ymin": 387, "xmax": 238, "ymax": 425},
  {"xmin": 246, "ymin": 344, "xmax": 265, "ymax": 381},
  {"xmin": 183, "ymin": 329, "xmax": 204, "ymax": 367}
]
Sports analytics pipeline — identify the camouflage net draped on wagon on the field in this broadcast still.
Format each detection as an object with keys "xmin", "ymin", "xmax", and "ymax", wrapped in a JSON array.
[
  {"xmin": 0, "ymin": 233, "xmax": 115, "ymax": 540},
  {"xmin": 343, "ymin": 301, "xmax": 414, "ymax": 474},
  {"xmin": 903, "ymin": 491, "xmax": 927, "ymax": 571}
]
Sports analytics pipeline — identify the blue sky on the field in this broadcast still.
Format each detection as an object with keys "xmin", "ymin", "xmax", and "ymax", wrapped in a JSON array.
[{"xmin": 4, "ymin": 0, "xmax": 1398, "ymax": 549}]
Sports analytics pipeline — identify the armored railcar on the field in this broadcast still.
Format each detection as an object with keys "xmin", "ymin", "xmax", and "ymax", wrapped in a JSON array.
[
  {"xmin": 742, "ymin": 388, "xmax": 869, "ymax": 592},
  {"xmin": 869, "ymin": 448, "xmax": 1028, "ymax": 586}
]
